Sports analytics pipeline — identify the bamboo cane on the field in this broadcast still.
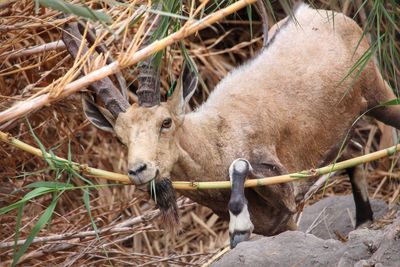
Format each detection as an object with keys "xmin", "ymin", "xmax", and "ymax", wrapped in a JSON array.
[
  {"xmin": 0, "ymin": 131, "xmax": 128, "ymax": 183},
  {"xmin": 0, "ymin": 0, "xmax": 258, "ymax": 125},
  {"xmin": 1, "ymin": 130, "xmax": 399, "ymax": 190}
]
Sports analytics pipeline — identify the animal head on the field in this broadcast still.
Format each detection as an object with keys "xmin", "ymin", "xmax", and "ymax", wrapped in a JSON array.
[
  {"xmin": 61, "ymin": 1, "xmax": 200, "ymax": 187},
  {"xmin": 84, "ymin": 63, "xmax": 198, "ymax": 185},
  {"xmin": 61, "ymin": 4, "xmax": 200, "ymax": 228},
  {"xmin": 115, "ymin": 65, "xmax": 198, "ymax": 185}
]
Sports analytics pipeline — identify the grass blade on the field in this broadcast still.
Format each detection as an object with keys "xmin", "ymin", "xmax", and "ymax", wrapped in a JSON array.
[
  {"xmin": 24, "ymin": 181, "xmax": 74, "ymax": 189},
  {"xmin": 0, "ymin": 187, "xmax": 56, "ymax": 215},
  {"xmin": 83, "ymin": 189, "xmax": 99, "ymax": 239},
  {"xmin": 37, "ymin": 0, "xmax": 112, "ymax": 23},
  {"xmin": 12, "ymin": 196, "xmax": 58, "ymax": 266}
]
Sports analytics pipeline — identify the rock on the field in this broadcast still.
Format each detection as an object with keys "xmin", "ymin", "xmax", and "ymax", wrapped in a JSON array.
[
  {"xmin": 298, "ymin": 195, "xmax": 388, "ymax": 240},
  {"xmin": 212, "ymin": 196, "xmax": 399, "ymax": 267},
  {"xmin": 212, "ymin": 231, "xmax": 343, "ymax": 267}
]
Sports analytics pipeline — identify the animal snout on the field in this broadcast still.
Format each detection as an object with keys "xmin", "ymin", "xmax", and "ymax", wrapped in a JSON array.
[
  {"xmin": 128, "ymin": 163, "xmax": 147, "ymax": 176},
  {"xmin": 128, "ymin": 161, "xmax": 158, "ymax": 185}
]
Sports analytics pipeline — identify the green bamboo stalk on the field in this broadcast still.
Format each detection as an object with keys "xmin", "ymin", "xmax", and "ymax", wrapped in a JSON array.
[
  {"xmin": 1, "ymin": 130, "xmax": 399, "ymax": 190},
  {"xmin": 0, "ymin": 131, "xmax": 128, "ymax": 183}
]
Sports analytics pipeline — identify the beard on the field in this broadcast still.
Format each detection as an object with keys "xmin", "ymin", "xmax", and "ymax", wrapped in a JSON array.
[{"xmin": 149, "ymin": 178, "xmax": 180, "ymax": 232}]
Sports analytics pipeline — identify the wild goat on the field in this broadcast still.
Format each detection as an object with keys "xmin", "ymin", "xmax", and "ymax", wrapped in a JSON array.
[{"xmin": 63, "ymin": 3, "xmax": 400, "ymax": 239}]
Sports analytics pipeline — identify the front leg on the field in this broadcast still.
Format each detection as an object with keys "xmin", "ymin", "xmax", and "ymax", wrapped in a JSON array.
[
  {"xmin": 249, "ymin": 152, "xmax": 297, "ymax": 232},
  {"xmin": 228, "ymin": 159, "xmax": 254, "ymax": 248}
]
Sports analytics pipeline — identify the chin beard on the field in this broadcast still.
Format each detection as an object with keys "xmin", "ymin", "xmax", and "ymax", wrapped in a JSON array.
[{"xmin": 149, "ymin": 178, "xmax": 180, "ymax": 233}]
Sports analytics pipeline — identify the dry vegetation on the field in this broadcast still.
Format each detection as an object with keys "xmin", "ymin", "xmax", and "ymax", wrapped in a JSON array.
[{"xmin": 0, "ymin": 0, "xmax": 399, "ymax": 266}]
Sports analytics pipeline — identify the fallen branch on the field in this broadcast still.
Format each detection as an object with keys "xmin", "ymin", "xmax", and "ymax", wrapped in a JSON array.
[
  {"xmin": 0, "ymin": 200, "xmax": 192, "ymax": 249},
  {"xmin": 1, "ymin": 130, "xmax": 399, "ymax": 190},
  {"xmin": 0, "ymin": 0, "xmax": 258, "ymax": 125},
  {"xmin": 0, "ymin": 40, "xmax": 65, "ymax": 61}
]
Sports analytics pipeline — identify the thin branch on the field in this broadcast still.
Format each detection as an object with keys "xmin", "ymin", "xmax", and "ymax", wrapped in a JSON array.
[
  {"xmin": 0, "ymin": 17, "xmax": 71, "ymax": 31},
  {"xmin": 0, "ymin": 41, "xmax": 65, "ymax": 61},
  {"xmin": 1, "ymin": 130, "xmax": 399, "ymax": 190},
  {"xmin": 0, "ymin": 0, "xmax": 258, "ymax": 125},
  {"xmin": 0, "ymin": 130, "xmax": 128, "ymax": 183},
  {"xmin": 0, "ymin": 200, "xmax": 191, "ymax": 249},
  {"xmin": 0, "ymin": 227, "xmax": 138, "ymax": 249}
]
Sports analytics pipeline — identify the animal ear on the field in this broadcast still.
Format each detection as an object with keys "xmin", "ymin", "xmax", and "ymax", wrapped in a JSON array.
[
  {"xmin": 168, "ymin": 62, "xmax": 198, "ymax": 115},
  {"xmin": 82, "ymin": 94, "xmax": 115, "ymax": 133}
]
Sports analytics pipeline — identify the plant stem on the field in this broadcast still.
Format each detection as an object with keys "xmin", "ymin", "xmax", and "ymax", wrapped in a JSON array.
[
  {"xmin": 0, "ymin": 0, "xmax": 258, "ymax": 125},
  {"xmin": 1, "ymin": 130, "xmax": 399, "ymax": 190},
  {"xmin": 0, "ymin": 131, "xmax": 128, "ymax": 183}
]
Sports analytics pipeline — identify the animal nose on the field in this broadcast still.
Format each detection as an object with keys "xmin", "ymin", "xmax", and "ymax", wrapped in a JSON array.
[{"xmin": 128, "ymin": 163, "xmax": 147, "ymax": 176}]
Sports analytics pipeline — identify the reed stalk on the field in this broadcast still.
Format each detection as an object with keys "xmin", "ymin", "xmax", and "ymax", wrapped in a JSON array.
[
  {"xmin": 0, "ymin": 0, "xmax": 258, "ymax": 125},
  {"xmin": 1, "ymin": 130, "xmax": 398, "ymax": 190},
  {"xmin": 0, "ymin": 131, "xmax": 128, "ymax": 183}
]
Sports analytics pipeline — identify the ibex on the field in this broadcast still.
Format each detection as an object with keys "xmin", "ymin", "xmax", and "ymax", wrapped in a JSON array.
[{"xmin": 63, "ymin": 2, "xmax": 400, "ymax": 245}]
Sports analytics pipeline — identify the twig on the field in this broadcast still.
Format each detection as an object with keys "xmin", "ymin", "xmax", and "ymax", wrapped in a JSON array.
[
  {"xmin": 0, "ymin": 202, "xmax": 188, "ymax": 249},
  {"xmin": 0, "ymin": 0, "xmax": 16, "ymax": 9},
  {"xmin": 303, "ymin": 172, "xmax": 337, "ymax": 202},
  {"xmin": 0, "ymin": 18, "xmax": 70, "ymax": 31},
  {"xmin": 0, "ymin": 130, "xmax": 399, "ymax": 190},
  {"xmin": 0, "ymin": 41, "xmax": 65, "ymax": 61},
  {"xmin": 305, "ymin": 207, "xmax": 328, "ymax": 234},
  {"xmin": 0, "ymin": 227, "xmax": 137, "ymax": 249},
  {"xmin": 201, "ymin": 246, "xmax": 230, "ymax": 267},
  {"xmin": 0, "ymin": 0, "xmax": 258, "ymax": 125}
]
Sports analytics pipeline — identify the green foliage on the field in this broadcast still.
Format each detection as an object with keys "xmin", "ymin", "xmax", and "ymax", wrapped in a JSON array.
[
  {"xmin": 364, "ymin": 0, "xmax": 399, "ymax": 92},
  {"xmin": 0, "ymin": 120, "xmax": 108, "ymax": 265},
  {"xmin": 36, "ymin": 0, "xmax": 112, "ymax": 23},
  {"xmin": 12, "ymin": 196, "xmax": 58, "ymax": 267}
]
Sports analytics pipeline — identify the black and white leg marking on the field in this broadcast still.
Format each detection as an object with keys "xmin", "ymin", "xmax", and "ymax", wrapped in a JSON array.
[{"xmin": 228, "ymin": 158, "xmax": 254, "ymax": 249}]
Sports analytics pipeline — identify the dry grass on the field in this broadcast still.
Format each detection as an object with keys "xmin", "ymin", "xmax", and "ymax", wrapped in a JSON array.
[{"xmin": 0, "ymin": 0, "xmax": 399, "ymax": 266}]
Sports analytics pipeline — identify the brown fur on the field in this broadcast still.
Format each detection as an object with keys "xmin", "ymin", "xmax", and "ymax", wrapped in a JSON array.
[{"xmin": 113, "ymin": 5, "xmax": 400, "ymax": 235}]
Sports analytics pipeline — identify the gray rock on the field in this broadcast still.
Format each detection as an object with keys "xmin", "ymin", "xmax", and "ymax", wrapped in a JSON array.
[
  {"xmin": 298, "ymin": 195, "xmax": 388, "ymax": 240},
  {"xmin": 336, "ymin": 228, "xmax": 383, "ymax": 266},
  {"xmin": 212, "ymin": 196, "xmax": 399, "ymax": 267},
  {"xmin": 212, "ymin": 231, "xmax": 343, "ymax": 267}
]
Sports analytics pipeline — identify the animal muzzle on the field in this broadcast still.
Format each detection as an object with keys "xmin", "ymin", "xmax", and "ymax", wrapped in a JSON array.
[
  {"xmin": 128, "ymin": 161, "xmax": 159, "ymax": 185},
  {"xmin": 229, "ymin": 230, "xmax": 251, "ymax": 249}
]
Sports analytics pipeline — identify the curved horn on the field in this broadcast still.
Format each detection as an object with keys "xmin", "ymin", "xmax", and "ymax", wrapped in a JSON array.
[
  {"xmin": 62, "ymin": 22, "xmax": 130, "ymax": 118},
  {"xmin": 136, "ymin": 2, "xmax": 163, "ymax": 107},
  {"xmin": 256, "ymin": 0, "xmax": 269, "ymax": 48}
]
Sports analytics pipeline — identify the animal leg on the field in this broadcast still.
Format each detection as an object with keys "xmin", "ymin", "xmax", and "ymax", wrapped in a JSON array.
[
  {"xmin": 249, "ymin": 154, "xmax": 297, "ymax": 233},
  {"xmin": 228, "ymin": 159, "xmax": 254, "ymax": 248},
  {"xmin": 342, "ymin": 141, "xmax": 373, "ymax": 227},
  {"xmin": 346, "ymin": 164, "xmax": 373, "ymax": 227}
]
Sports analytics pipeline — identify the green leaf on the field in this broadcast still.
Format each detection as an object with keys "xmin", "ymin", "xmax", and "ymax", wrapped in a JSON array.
[
  {"xmin": 167, "ymin": 80, "xmax": 177, "ymax": 97},
  {"xmin": 246, "ymin": 5, "xmax": 253, "ymax": 39},
  {"xmin": 12, "ymin": 203, "xmax": 25, "ymax": 263},
  {"xmin": 12, "ymin": 196, "xmax": 58, "ymax": 266},
  {"xmin": 25, "ymin": 119, "xmax": 54, "ymax": 169},
  {"xmin": 83, "ymin": 189, "xmax": 99, "ymax": 239},
  {"xmin": 380, "ymin": 98, "xmax": 400, "ymax": 106},
  {"xmin": 37, "ymin": 0, "xmax": 112, "ymax": 23},
  {"xmin": 0, "ymin": 187, "xmax": 56, "ymax": 215},
  {"xmin": 24, "ymin": 181, "xmax": 74, "ymax": 189}
]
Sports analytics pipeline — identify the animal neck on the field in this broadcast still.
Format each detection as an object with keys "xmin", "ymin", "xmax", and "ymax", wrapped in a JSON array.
[{"xmin": 172, "ymin": 109, "xmax": 227, "ymax": 181}]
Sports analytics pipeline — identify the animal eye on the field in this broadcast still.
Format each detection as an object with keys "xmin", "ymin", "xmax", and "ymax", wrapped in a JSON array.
[{"xmin": 161, "ymin": 118, "xmax": 172, "ymax": 129}]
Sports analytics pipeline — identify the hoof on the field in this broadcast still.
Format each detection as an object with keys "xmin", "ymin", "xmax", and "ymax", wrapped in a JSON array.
[{"xmin": 230, "ymin": 230, "xmax": 251, "ymax": 249}]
